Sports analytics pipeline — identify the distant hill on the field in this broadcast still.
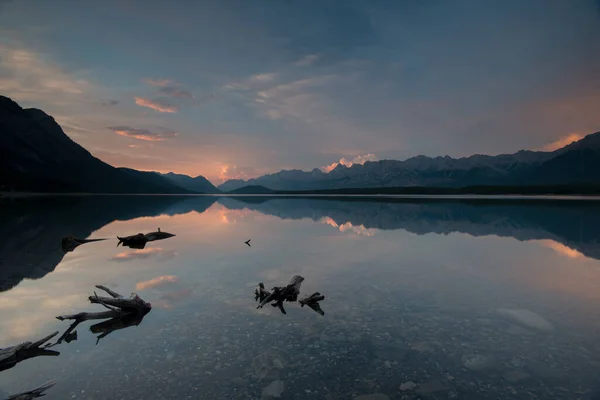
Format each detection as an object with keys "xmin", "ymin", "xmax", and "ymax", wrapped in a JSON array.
[
  {"xmin": 0, "ymin": 95, "xmax": 190, "ymax": 194},
  {"xmin": 218, "ymin": 133, "xmax": 600, "ymax": 191},
  {"xmin": 160, "ymin": 172, "xmax": 221, "ymax": 194},
  {"xmin": 228, "ymin": 185, "xmax": 274, "ymax": 194}
]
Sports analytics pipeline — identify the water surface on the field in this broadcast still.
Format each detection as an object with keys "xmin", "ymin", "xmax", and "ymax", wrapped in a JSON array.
[{"xmin": 1, "ymin": 196, "xmax": 600, "ymax": 399}]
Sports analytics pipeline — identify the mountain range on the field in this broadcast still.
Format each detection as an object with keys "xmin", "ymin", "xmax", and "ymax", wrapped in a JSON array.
[
  {"xmin": 218, "ymin": 134, "xmax": 600, "ymax": 191},
  {"xmin": 1, "ymin": 94, "xmax": 599, "ymax": 193}
]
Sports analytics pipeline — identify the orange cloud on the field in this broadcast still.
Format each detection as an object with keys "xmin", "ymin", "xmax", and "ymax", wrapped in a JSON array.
[
  {"xmin": 321, "ymin": 153, "xmax": 378, "ymax": 172},
  {"xmin": 538, "ymin": 239, "xmax": 585, "ymax": 259},
  {"xmin": 134, "ymin": 96, "xmax": 178, "ymax": 113},
  {"xmin": 540, "ymin": 133, "xmax": 584, "ymax": 151},
  {"xmin": 136, "ymin": 275, "xmax": 179, "ymax": 290},
  {"xmin": 108, "ymin": 126, "xmax": 178, "ymax": 142},
  {"xmin": 110, "ymin": 247, "xmax": 177, "ymax": 262}
]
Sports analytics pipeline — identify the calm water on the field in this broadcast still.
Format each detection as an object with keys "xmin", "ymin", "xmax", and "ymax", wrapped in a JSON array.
[{"xmin": 1, "ymin": 196, "xmax": 600, "ymax": 400}]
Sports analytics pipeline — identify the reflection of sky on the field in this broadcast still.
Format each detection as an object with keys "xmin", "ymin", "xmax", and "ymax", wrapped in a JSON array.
[{"xmin": 1, "ymin": 201, "xmax": 600, "ymax": 397}]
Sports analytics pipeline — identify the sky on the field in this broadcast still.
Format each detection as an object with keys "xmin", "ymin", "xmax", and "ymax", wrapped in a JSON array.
[{"xmin": 0, "ymin": 0, "xmax": 599, "ymax": 184}]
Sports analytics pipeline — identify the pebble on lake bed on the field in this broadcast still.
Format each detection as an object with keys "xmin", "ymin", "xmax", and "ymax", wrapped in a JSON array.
[
  {"xmin": 262, "ymin": 380, "xmax": 284, "ymax": 399},
  {"xmin": 399, "ymin": 381, "xmax": 418, "ymax": 391},
  {"xmin": 462, "ymin": 354, "xmax": 497, "ymax": 371}
]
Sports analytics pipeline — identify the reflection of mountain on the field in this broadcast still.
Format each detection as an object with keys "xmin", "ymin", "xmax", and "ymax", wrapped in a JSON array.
[
  {"xmin": 0, "ymin": 196, "xmax": 217, "ymax": 293},
  {"xmin": 2, "ymin": 195, "xmax": 600, "ymax": 294},
  {"xmin": 218, "ymin": 197, "xmax": 600, "ymax": 260}
]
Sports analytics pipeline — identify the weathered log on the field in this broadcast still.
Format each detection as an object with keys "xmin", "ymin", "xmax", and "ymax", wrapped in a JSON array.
[
  {"xmin": 257, "ymin": 275, "xmax": 305, "ymax": 314},
  {"xmin": 90, "ymin": 309, "xmax": 150, "ymax": 344},
  {"xmin": 117, "ymin": 228, "xmax": 175, "ymax": 249},
  {"xmin": 299, "ymin": 292, "xmax": 325, "ymax": 306},
  {"xmin": 56, "ymin": 310, "xmax": 126, "ymax": 322},
  {"xmin": 7, "ymin": 380, "xmax": 56, "ymax": 400},
  {"xmin": 95, "ymin": 285, "xmax": 123, "ymax": 298},
  {"xmin": 0, "ymin": 332, "xmax": 59, "ymax": 372},
  {"xmin": 61, "ymin": 236, "xmax": 107, "ymax": 253},
  {"xmin": 254, "ymin": 283, "xmax": 271, "ymax": 302},
  {"xmin": 88, "ymin": 294, "xmax": 151, "ymax": 311}
]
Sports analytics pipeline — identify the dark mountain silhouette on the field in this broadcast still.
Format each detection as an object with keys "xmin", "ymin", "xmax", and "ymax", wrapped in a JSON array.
[
  {"xmin": 159, "ymin": 172, "xmax": 221, "ymax": 194},
  {"xmin": 218, "ymin": 132, "xmax": 600, "ymax": 191},
  {"xmin": 0, "ymin": 96, "xmax": 189, "ymax": 193}
]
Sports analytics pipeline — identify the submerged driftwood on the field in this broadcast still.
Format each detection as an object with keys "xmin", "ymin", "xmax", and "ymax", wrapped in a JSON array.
[
  {"xmin": 61, "ymin": 236, "xmax": 107, "ymax": 253},
  {"xmin": 55, "ymin": 285, "xmax": 151, "ymax": 344},
  {"xmin": 0, "ymin": 332, "xmax": 59, "ymax": 372},
  {"xmin": 117, "ymin": 227, "xmax": 175, "ymax": 249},
  {"xmin": 7, "ymin": 380, "xmax": 56, "ymax": 400},
  {"xmin": 299, "ymin": 292, "xmax": 326, "ymax": 316},
  {"xmin": 255, "ymin": 275, "xmax": 325, "ymax": 315}
]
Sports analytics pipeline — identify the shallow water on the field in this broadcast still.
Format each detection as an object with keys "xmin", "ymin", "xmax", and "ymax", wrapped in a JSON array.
[{"xmin": 1, "ymin": 195, "xmax": 600, "ymax": 399}]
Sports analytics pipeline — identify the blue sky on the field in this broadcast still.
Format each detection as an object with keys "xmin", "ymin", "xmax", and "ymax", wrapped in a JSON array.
[{"xmin": 1, "ymin": 0, "xmax": 599, "ymax": 183}]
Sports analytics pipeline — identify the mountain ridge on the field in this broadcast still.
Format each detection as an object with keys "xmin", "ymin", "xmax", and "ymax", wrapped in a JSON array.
[{"xmin": 218, "ymin": 132, "xmax": 600, "ymax": 191}]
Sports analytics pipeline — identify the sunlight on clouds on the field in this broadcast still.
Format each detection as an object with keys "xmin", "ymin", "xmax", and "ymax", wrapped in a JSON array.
[
  {"xmin": 0, "ymin": 45, "xmax": 92, "ymax": 97},
  {"xmin": 540, "ymin": 133, "xmax": 584, "ymax": 151},
  {"xmin": 134, "ymin": 96, "xmax": 178, "ymax": 113},
  {"xmin": 537, "ymin": 239, "xmax": 585, "ymax": 259},
  {"xmin": 321, "ymin": 153, "xmax": 378, "ymax": 172}
]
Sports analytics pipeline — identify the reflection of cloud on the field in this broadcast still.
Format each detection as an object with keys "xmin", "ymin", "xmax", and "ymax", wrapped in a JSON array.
[
  {"xmin": 540, "ymin": 133, "xmax": 584, "ymax": 151},
  {"xmin": 108, "ymin": 126, "xmax": 178, "ymax": 142},
  {"xmin": 134, "ymin": 96, "xmax": 178, "ymax": 113},
  {"xmin": 136, "ymin": 275, "xmax": 179, "ymax": 290},
  {"xmin": 538, "ymin": 239, "xmax": 585, "ymax": 259},
  {"xmin": 320, "ymin": 217, "xmax": 377, "ymax": 236},
  {"xmin": 218, "ymin": 207, "xmax": 253, "ymax": 224},
  {"xmin": 110, "ymin": 247, "xmax": 177, "ymax": 262},
  {"xmin": 321, "ymin": 153, "xmax": 378, "ymax": 172}
]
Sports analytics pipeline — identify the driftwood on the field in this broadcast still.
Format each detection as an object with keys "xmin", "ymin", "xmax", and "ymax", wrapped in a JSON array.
[
  {"xmin": 254, "ymin": 276, "xmax": 326, "ymax": 316},
  {"xmin": 0, "ymin": 332, "xmax": 59, "ymax": 372},
  {"xmin": 299, "ymin": 292, "xmax": 326, "ymax": 316},
  {"xmin": 7, "ymin": 380, "xmax": 56, "ymax": 400},
  {"xmin": 61, "ymin": 236, "xmax": 107, "ymax": 253},
  {"xmin": 256, "ymin": 275, "xmax": 305, "ymax": 314},
  {"xmin": 55, "ymin": 285, "xmax": 151, "ymax": 344},
  {"xmin": 117, "ymin": 227, "xmax": 175, "ymax": 249}
]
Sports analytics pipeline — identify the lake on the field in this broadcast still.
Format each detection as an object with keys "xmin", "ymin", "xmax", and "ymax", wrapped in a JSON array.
[{"xmin": 1, "ymin": 195, "xmax": 600, "ymax": 399}]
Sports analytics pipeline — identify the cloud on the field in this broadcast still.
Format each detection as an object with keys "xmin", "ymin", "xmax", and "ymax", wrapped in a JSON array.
[
  {"xmin": 134, "ymin": 96, "xmax": 178, "ymax": 113},
  {"xmin": 0, "ymin": 46, "xmax": 92, "ymax": 98},
  {"xmin": 108, "ymin": 126, "xmax": 178, "ymax": 141},
  {"xmin": 136, "ymin": 275, "xmax": 179, "ymax": 290},
  {"xmin": 101, "ymin": 99, "xmax": 119, "ymax": 106},
  {"xmin": 321, "ymin": 153, "xmax": 378, "ymax": 172},
  {"xmin": 540, "ymin": 133, "xmax": 584, "ymax": 151},
  {"xmin": 144, "ymin": 78, "xmax": 173, "ymax": 87},
  {"xmin": 218, "ymin": 164, "xmax": 261, "ymax": 183},
  {"xmin": 249, "ymin": 72, "xmax": 278, "ymax": 83},
  {"xmin": 538, "ymin": 239, "xmax": 585, "ymax": 259},
  {"xmin": 294, "ymin": 54, "xmax": 319, "ymax": 67}
]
